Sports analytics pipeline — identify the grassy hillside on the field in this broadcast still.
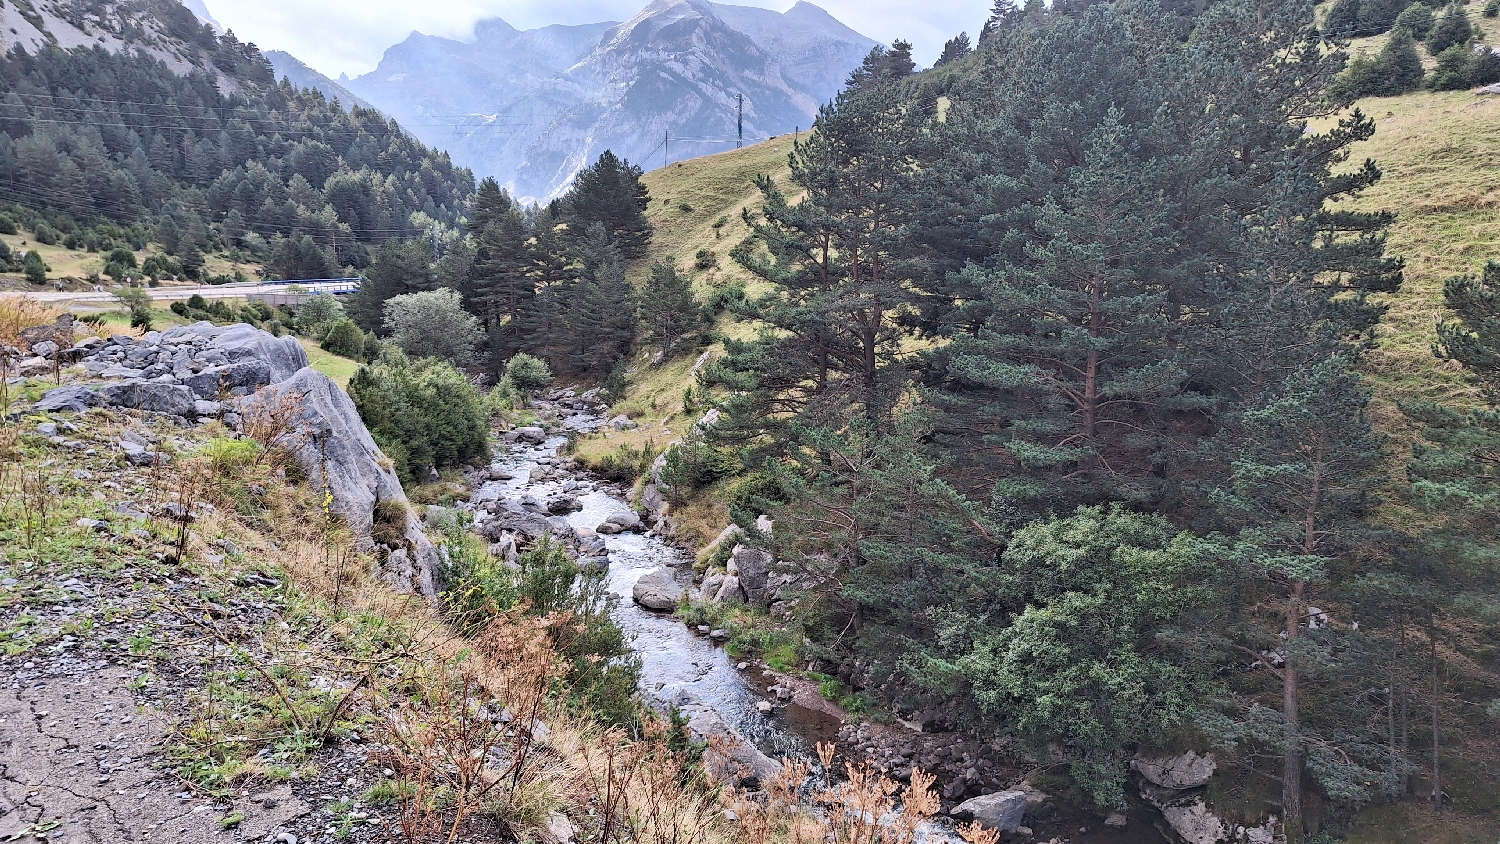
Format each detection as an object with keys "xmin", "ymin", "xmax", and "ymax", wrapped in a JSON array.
[
  {"xmin": 573, "ymin": 138, "xmax": 795, "ymax": 544},
  {"xmin": 1340, "ymin": 89, "xmax": 1500, "ymax": 419}
]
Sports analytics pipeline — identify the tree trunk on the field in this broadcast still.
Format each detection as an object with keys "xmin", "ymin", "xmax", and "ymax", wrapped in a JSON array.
[
  {"xmin": 1283, "ymin": 579, "xmax": 1305, "ymax": 844},
  {"xmin": 1429, "ymin": 627, "xmax": 1442, "ymax": 810}
]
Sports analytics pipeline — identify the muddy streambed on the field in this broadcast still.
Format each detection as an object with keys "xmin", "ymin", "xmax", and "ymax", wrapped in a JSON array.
[{"xmin": 468, "ymin": 426, "xmax": 1170, "ymax": 844}]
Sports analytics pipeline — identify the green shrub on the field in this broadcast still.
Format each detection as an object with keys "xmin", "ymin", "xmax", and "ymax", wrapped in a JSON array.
[
  {"xmin": 724, "ymin": 470, "xmax": 780, "ymax": 512},
  {"xmin": 582, "ymin": 441, "xmax": 658, "ymax": 484},
  {"xmin": 694, "ymin": 249, "xmax": 719, "ymax": 271},
  {"xmin": 1487, "ymin": 0, "xmax": 1500, "ymax": 18},
  {"xmin": 22, "ymin": 250, "xmax": 48, "ymax": 284},
  {"xmin": 201, "ymin": 438, "xmax": 263, "ymax": 474},
  {"xmin": 435, "ymin": 510, "xmax": 518, "ymax": 633},
  {"xmin": 348, "ymin": 353, "xmax": 489, "ymax": 484},
  {"xmin": 660, "ymin": 434, "xmax": 742, "ymax": 503},
  {"xmin": 0, "ymin": 214, "xmax": 17, "ymax": 235},
  {"xmin": 320, "ymin": 318, "xmax": 365, "ymax": 360},
  {"xmin": 33, "ymin": 224, "xmax": 60, "ymax": 245},
  {"xmin": 503, "ymin": 353, "xmax": 552, "ymax": 397}
]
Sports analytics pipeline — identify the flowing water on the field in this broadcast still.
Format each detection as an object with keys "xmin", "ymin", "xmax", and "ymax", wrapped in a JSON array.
[{"xmin": 475, "ymin": 432, "xmax": 815, "ymax": 762}]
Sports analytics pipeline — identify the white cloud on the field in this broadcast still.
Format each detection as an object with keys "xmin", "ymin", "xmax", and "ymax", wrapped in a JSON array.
[{"xmin": 200, "ymin": 0, "xmax": 991, "ymax": 79}]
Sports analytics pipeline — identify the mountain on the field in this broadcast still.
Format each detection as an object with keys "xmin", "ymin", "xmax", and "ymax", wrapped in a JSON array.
[
  {"xmin": 266, "ymin": 50, "xmax": 378, "ymax": 111},
  {"xmin": 346, "ymin": 0, "xmax": 877, "ymax": 202}
]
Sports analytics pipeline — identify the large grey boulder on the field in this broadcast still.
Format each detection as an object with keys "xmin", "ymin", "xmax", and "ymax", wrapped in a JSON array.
[
  {"xmin": 34, "ymin": 385, "xmax": 99, "ymax": 413},
  {"xmin": 729, "ymin": 544, "xmax": 772, "ymax": 605},
  {"xmin": 99, "ymin": 382, "xmax": 196, "ymax": 417},
  {"xmin": 183, "ymin": 359, "xmax": 274, "ymax": 399},
  {"xmin": 1133, "ymin": 750, "xmax": 1216, "ymax": 790},
  {"xmin": 247, "ymin": 367, "xmax": 441, "ymax": 598},
  {"xmin": 632, "ymin": 567, "xmax": 684, "ymax": 611},
  {"xmin": 952, "ymin": 791, "xmax": 1028, "ymax": 832},
  {"xmin": 596, "ymin": 510, "xmax": 645, "ymax": 534},
  {"xmin": 162, "ymin": 322, "xmax": 308, "ymax": 381}
]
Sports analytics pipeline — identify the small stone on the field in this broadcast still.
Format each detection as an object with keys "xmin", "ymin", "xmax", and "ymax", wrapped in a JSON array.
[
  {"xmin": 1104, "ymin": 812, "xmax": 1127, "ymax": 828},
  {"xmin": 755, "ymin": 701, "xmax": 774, "ymax": 713},
  {"xmin": 35, "ymin": 422, "xmax": 58, "ymax": 437},
  {"xmin": 275, "ymin": 834, "xmax": 298, "ymax": 844}
]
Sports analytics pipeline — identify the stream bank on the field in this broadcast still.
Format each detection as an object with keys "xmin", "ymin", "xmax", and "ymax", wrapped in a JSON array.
[{"xmin": 451, "ymin": 393, "xmax": 1174, "ymax": 844}]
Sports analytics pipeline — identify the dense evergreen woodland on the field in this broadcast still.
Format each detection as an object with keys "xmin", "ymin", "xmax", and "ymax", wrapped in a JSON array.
[
  {"xmin": 661, "ymin": 1, "xmax": 1495, "ymax": 839},
  {"xmin": 0, "ymin": 2, "xmax": 473, "ymax": 280}
]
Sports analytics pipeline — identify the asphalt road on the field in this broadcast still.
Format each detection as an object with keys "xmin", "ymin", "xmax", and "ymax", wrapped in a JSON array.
[{"xmin": 9, "ymin": 281, "xmax": 356, "ymax": 303}]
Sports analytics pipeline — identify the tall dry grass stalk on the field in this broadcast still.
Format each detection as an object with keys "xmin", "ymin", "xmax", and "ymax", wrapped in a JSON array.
[{"xmin": 0, "ymin": 294, "xmax": 61, "ymax": 345}]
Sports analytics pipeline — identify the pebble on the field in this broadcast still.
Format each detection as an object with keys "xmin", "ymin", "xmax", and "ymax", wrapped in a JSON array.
[{"xmin": 275, "ymin": 834, "xmax": 297, "ymax": 844}]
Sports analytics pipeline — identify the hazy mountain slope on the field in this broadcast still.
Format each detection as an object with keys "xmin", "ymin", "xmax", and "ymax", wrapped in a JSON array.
[
  {"xmin": 180, "ymin": 0, "xmax": 220, "ymax": 31},
  {"xmin": 346, "ymin": 0, "xmax": 874, "ymax": 202},
  {"xmin": 711, "ymin": 1, "xmax": 876, "ymax": 105},
  {"xmin": 266, "ymin": 50, "xmax": 377, "ymax": 110}
]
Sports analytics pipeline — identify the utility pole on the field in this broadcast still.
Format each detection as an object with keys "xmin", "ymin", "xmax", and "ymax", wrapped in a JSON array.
[
  {"xmin": 737, "ymin": 94, "xmax": 744, "ymax": 149},
  {"xmin": 664, "ymin": 130, "xmax": 669, "ymax": 168}
]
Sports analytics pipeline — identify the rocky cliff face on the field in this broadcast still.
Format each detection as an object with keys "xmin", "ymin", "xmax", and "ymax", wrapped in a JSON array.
[{"xmin": 346, "ymin": 0, "xmax": 876, "ymax": 202}]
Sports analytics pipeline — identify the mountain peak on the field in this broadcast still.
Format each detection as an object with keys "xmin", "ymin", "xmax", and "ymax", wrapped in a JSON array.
[{"xmin": 346, "ymin": 0, "xmax": 876, "ymax": 200}]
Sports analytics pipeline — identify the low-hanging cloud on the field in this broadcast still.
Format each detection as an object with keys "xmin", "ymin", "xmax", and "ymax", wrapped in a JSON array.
[{"xmin": 201, "ymin": 0, "xmax": 991, "ymax": 80}]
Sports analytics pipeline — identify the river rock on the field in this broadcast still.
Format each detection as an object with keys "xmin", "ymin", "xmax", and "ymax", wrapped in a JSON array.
[
  {"xmin": 596, "ymin": 510, "xmax": 645, "ymax": 534},
  {"xmin": 952, "ymin": 791, "xmax": 1027, "ymax": 832},
  {"xmin": 546, "ymin": 495, "xmax": 583, "ymax": 515},
  {"xmin": 1133, "ymin": 750, "xmax": 1216, "ymax": 790},
  {"xmin": 31, "ymin": 340, "xmax": 58, "ymax": 359},
  {"xmin": 99, "ymin": 382, "xmax": 196, "ymax": 416},
  {"xmin": 608, "ymin": 415, "xmax": 638, "ymax": 430},
  {"xmin": 515, "ymin": 426, "xmax": 547, "ymax": 445},
  {"xmin": 1160, "ymin": 799, "xmax": 1226, "ymax": 844},
  {"xmin": 729, "ymin": 544, "xmax": 772, "ymax": 604},
  {"xmin": 632, "ymin": 567, "xmax": 684, "ymax": 611},
  {"xmin": 33, "ymin": 385, "xmax": 99, "ymax": 413},
  {"xmin": 248, "ymin": 367, "xmax": 442, "ymax": 598}
]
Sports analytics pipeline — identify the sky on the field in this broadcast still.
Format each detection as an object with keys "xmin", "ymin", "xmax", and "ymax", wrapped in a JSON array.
[{"xmin": 198, "ymin": 0, "xmax": 993, "ymax": 80}]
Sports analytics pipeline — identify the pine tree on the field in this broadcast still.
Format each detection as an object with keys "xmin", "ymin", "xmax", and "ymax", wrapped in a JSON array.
[
  {"xmin": 1324, "ymin": 0, "xmax": 1363, "ymax": 38},
  {"xmin": 468, "ymin": 186, "xmax": 536, "ymax": 364},
  {"xmin": 844, "ymin": 41, "xmax": 918, "ymax": 92},
  {"xmin": 713, "ymin": 83, "xmax": 927, "ymax": 454},
  {"xmin": 979, "ymin": 0, "xmax": 1019, "ymax": 41},
  {"xmin": 346, "ymin": 238, "xmax": 433, "ymax": 333},
  {"xmin": 1393, "ymin": 3, "xmax": 1435, "ymax": 39},
  {"xmin": 638, "ymin": 259, "xmax": 701, "ymax": 362},
  {"xmin": 562, "ymin": 151, "xmax": 652, "ymax": 258},
  {"xmin": 1427, "ymin": 4, "xmax": 1472, "ymax": 54},
  {"xmin": 935, "ymin": 113, "xmax": 1189, "ymax": 511},
  {"xmin": 934, "ymin": 32, "xmax": 972, "ymax": 67},
  {"xmin": 1370, "ymin": 30, "xmax": 1427, "ymax": 95},
  {"xmin": 560, "ymin": 224, "xmax": 637, "ymax": 376},
  {"xmin": 1212, "ymin": 358, "xmax": 1388, "ymax": 844}
]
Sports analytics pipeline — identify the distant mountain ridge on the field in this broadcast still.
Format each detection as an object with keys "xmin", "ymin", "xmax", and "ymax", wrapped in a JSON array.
[
  {"xmin": 266, "ymin": 51, "xmax": 377, "ymax": 111},
  {"xmin": 345, "ymin": 0, "xmax": 877, "ymax": 202}
]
